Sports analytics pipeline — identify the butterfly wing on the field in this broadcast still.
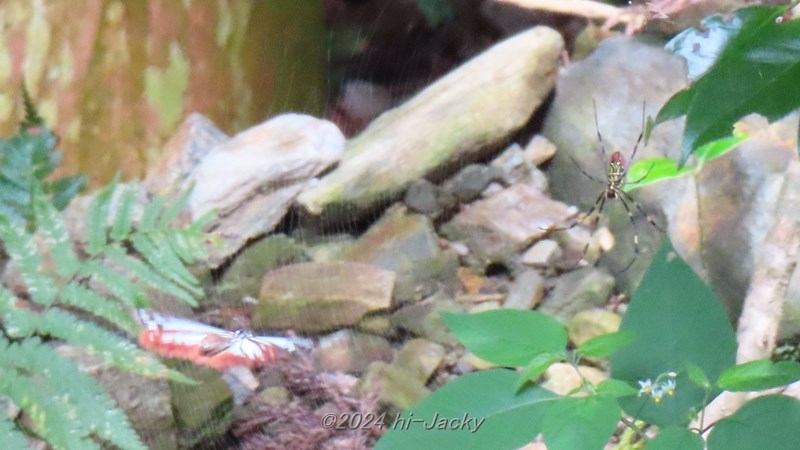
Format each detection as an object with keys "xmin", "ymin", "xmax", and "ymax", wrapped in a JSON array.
[{"xmin": 137, "ymin": 309, "xmax": 232, "ymax": 361}]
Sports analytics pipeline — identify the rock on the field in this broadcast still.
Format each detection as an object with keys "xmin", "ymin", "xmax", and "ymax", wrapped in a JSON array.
[
  {"xmin": 504, "ymin": 269, "xmax": 544, "ymax": 310},
  {"xmin": 459, "ymin": 352, "xmax": 498, "ymax": 371},
  {"xmin": 565, "ymin": 309, "xmax": 622, "ymax": 347},
  {"xmin": 357, "ymin": 362, "xmax": 430, "ymax": 414},
  {"xmin": 490, "ymin": 143, "xmax": 550, "ymax": 191},
  {"xmin": 524, "ymin": 135, "xmax": 558, "ymax": 166},
  {"xmin": 258, "ymin": 386, "xmax": 291, "ymax": 407},
  {"xmin": 442, "ymin": 164, "xmax": 502, "ymax": 203},
  {"xmin": 404, "ymin": 179, "xmax": 453, "ymax": 217},
  {"xmin": 297, "ymin": 27, "xmax": 564, "ymax": 219},
  {"xmin": 254, "ymin": 262, "xmax": 395, "ymax": 332},
  {"xmin": 336, "ymin": 206, "xmax": 459, "ymax": 302},
  {"xmin": 390, "ymin": 292, "xmax": 466, "ymax": 346},
  {"xmin": 144, "ymin": 113, "xmax": 228, "ymax": 195},
  {"xmin": 187, "ymin": 114, "xmax": 345, "ymax": 266},
  {"xmin": 538, "ymin": 268, "xmax": 615, "ymax": 319},
  {"xmin": 56, "ymin": 344, "xmax": 178, "ymax": 450},
  {"xmin": 541, "ymin": 363, "xmax": 607, "ymax": 396},
  {"xmin": 313, "ymin": 330, "xmax": 394, "ymax": 374},
  {"xmin": 392, "ymin": 339, "xmax": 446, "ymax": 384},
  {"xmin": 168, "ymin": 362, "xmax": 234, "ymax": 449},
  {"xmin": 521, "ymin": 239, "xmax": 563, "ymax": 268},
  {"xmin": 215, "ymin": 234, "xmax": 308, "ymax": 304},
  {"xmin": 440, "ymin": 183, "xmax": 576, "ymax": 269},
  {"xmin": 356, "ymin": 315, "xmax": 394, "ymax": 337},
  {"xmin": 542, "ymin": 37, "xmax": 685, "ymax": 289}
]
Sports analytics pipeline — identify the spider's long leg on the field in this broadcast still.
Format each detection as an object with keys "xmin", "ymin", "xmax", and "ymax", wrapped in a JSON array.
[
  {"xmin": 567, "ymin": 153, "xmax": 606, "ymax": 185},
  {"xmin": 542, "ymin": 188, "xmax": 606, "ymax": 232},
  {"xmin": 626, "ymin": 162, "xmax": 655, "ymax": 186},
  {"xmin": 615, "ymin": 192, "xmax": 641, "ymax": 272},
  {"xmin": 629, "ymin": 101, "xmax": 646, "ymax": 163},
  {"xmin": 566, "ymin": 193, "xmax": 607, "ymax": 270},
  {"xmin": 593, "ymin": 99, "xmax": 608, "ymax": 163},
  {"xmin": 617, "ymin": 188, "xmax": 665, "ymax": 233}
]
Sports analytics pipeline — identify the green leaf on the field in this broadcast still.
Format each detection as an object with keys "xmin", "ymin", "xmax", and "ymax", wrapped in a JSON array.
[
  {"xmin": 541, "ymin": 395, "xmax": 620, "ymax": 450},
  {"xmin": 654, "ymin": 5, "xmax": 800, "ymax": 165},
  {"xmin": 442, "ymin": 310, "xmax": 567, "ymax": 367},
  {"xmin": 0, "ymin": 415, "xmax": 31, "ymax": 450},
  {"xmin": 138, "ymin": 195, "xmax": 166, "ymax": 232},
  {"xmin": 610, "ymin": 238, "xmax": 737, "ymax": 427},
  {"xmin": 130, "ymin": 233, "xmax": 200, "ymax": 292},
  {"xmin": 707, "ymin": 395, "xmax": 800, "ymax": 450},
  {"xmin": 109, "ymin": 185, "xmax": 136, "ymax": 241},
  {"xmin": 717, "ymin": 360, "xmax": 800, "ymax": 392},
  {"xmin": 45, "ymin": 174, "xmax": 86, "ymax": 210},
  {"xmin": 685, "ymin": 362, "xmax": 711, "ymax": 389},
  {"xmin": 517, "ymin": 352, "xmax": 566, "ymax": 391},
  {"xmin": 60, "ymin": 283, "xmax": 139, "ymax": 334},
  {"xmin": 103, "ymin": 244, "xmax": 199, "ymax": 307},
  {"xmin": 85, "ymin": 181, "xmax": 116, "ymax": 255},
  {"xmin": 649, "ymin": 427, "xmax": 705, "ymax": 450},
  {"xmin": 157, "ymin": 187, "xmax": 192, "ymax": 227},
  {"xmin": 0, "ymin": 217, "xmax": 58, "ymax": 306},
  {"xmin": 692, "ymin": 133, "xmax": 749, "ymax": 163},
  {"xmin": 32, "ymin": 187, "xmax": 80, "ymax": 277},
  {"xmin": 375, "ymin": 369, "xmax": 558, "ymax": 450},
  {"xmin": 595, "ymin": 379, "xmax": 639, "ymax": 398},
  {"xmin": 577, "ymin": 331, "xmax": 637, "ymax": 358},
  {"xmin": 81, "ymin": 259, "xmax": 141, "ymax": 306}
]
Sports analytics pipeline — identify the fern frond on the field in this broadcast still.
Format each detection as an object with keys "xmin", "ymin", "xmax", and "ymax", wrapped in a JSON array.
[
  {"xmin": 85, "ymin": 181, "xmax": 116, "ymax": 256},
  {"xmin": 20, "ymin": 82, "xmax": 44, "ymax": 132},
  {"xmin": 0, "ymin": 217, "xmax": 58, "ymax": 306},
  {"xmin": 80, "ymin": 259, "xmax": 143, "ymax": 307},
  {"xmin": 156, "ymin": 186, "xmax": 192, "ymax": 227},
  {"xmin": 137, "ymin": 194, "xmax": 166, "ymax": 232},
  {"xmin": 109, "ymin": 185, "xmax": 136, "ymax": 241},
  {"xmin": 60, "ymin": 283, "xmax": 139, "ymax": 334},
  {"xmin": 130, "ymin": 233, "xmax": 201, "ymax": 294},
  {"xmin": 32, "ymin": 186, "xmax": 80, "ymax": 277},
  {"xmin": 0, "ymin": 337, "xmax": 147, "ymax": 450},
  {"xmin": 103, "ymin": 244, "xmax": 198, "ymax": 307}
]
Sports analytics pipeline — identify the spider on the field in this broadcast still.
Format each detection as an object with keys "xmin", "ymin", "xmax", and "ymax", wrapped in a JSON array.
[{"xmin": 544, "ymin": 101, "xmax": 664, "ymax": 271}]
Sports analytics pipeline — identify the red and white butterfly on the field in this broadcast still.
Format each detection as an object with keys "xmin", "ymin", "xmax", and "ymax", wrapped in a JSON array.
[{"xmin": 137, "ymin": 309, "xmax": 311, "ymax": 371}]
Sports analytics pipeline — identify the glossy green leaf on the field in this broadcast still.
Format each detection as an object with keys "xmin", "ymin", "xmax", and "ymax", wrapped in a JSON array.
[
  {"xmin": 542, "ymin": 395, "xmax": 620, "ymax": 450},
  {"xmin": 442, "ymin": 310, "xmax": 567, "ymax": 367},
  {"xmin": 626, "ymin": 134, "xmax": 746, "ymax": 190},
  {"xmin": 654, "ymin": 5, "xmax": 800, "ymax": 165},
  {"xmin": 375, "ymin": 369, "xmax": 558, "ymax": 450},
  {"xmin": 685, "ymin": 362, "xmax": 711, "ymax": 389},
  {"xmin": 517, "ymin": 352, "xmax": 566, "ymax": 391},
  {"xmin": 707, "ymin": 395, "xmax": 800, "ymax": 450},
  {"xmin": 717, "ymin": 359, "xmax": 800, "ymax": 392},
  {"xmin": 649, "ymin": 427, "xmax": 705, "ymax": 450},
  {"xmin": 577, "ymin": 331, "xmax": 637, "ymax": 358},
  {"xmin": 610, "ymin": 238, "xmax": 737, "ymax": 427},
  {"xmin": 595, "ymin": 379, "xmax": 638, "ymax": 398}
]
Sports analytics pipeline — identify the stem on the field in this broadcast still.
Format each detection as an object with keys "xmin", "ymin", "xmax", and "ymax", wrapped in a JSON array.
[{"xmin": 619, "ymin": 416, "xmax": 648, "ymax": 442}]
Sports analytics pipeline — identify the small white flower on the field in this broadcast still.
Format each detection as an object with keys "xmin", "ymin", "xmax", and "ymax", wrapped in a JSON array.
[{"xmin": 638, "ymin": 379, "xmax": 653, "ymax": 395}]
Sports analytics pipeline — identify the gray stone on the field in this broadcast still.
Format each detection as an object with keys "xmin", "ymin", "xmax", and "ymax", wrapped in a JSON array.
[
  {"xmin": 442, "ymin": 164, "xmax": 502, "ymax": 203},
  {"xmin": 393, "ymin": 339, "xmax": 446, "ymax": 384},
  {"xmin": 440, "ymin": 183, "xmax": 576, "ymax": 269},
  {"xmin": 521, "ymin": 240, "xmax": 563, "ymax": 268},
  {"xmin": 313, "ymin": 330, "xmax": 394, "ymax": 374},
  {"xmin": 254, "ymin": 262, "xmax": 395, "ymax": 332},
  {"xmin": 216, "ymin": 234, "xmax": 308, "ymax": 304},
  {"xmin": 504, "ymin": 269, "xmax": 545, "ymax": 310},
  {"xmin": 539, "ymin": 268, "xmax": 615, "ymax": 319},
  {"xmin": 565, "ymin": 309, "xmax": 622, "ymax": 347},
  {"xmin": 357, "ymin": 362, "xmax": 430, "ymax": 415},
  {"xmin": 297, "ymin": 27, "xmax": 564, "ymax": 219},
  {"xmin": 390, "ymin": 292, "xmax": 466, "ymax": 346},
  {"xmin": 337, "ymin": 205, "xmax": 459, "ymax": 302}
]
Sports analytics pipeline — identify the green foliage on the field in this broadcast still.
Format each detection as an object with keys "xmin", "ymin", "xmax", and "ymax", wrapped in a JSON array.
[
  {"xmin": 625, "ymin": 134, "xmax": 747, "ymax": 191},
  {"xmin": 441, "ymin": 309, "xmax": 566, "ymax": 367},
  {"xmin": 375, "ymin": 369, "xmax": 558, "ymax": 450},
  {"xmin": 0, "ymin": 91, "xmax": 86, "ymax": 226},
  {"xmin": 706, "ymin": 396, "xmax": 800, "ymax": 449},
  {"xmin": 377, "ymin": 237, "xmax": 800, "ymax": 449},
  {"xmin": 0, "ymin": 179, "xmax": 207, "ymax": 448},
  {"xmin": 611, "ymin": 238, "xmax": 737, "ymax": 427},
  {"xmin": 652, "ymin": 4, "xmax": 800, "ymax": 165}
]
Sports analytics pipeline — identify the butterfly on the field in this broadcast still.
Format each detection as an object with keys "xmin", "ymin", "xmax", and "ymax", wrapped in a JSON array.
[{"xmin": 137, "ymin": 309, "xmax": 311, "ymax": 371}]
